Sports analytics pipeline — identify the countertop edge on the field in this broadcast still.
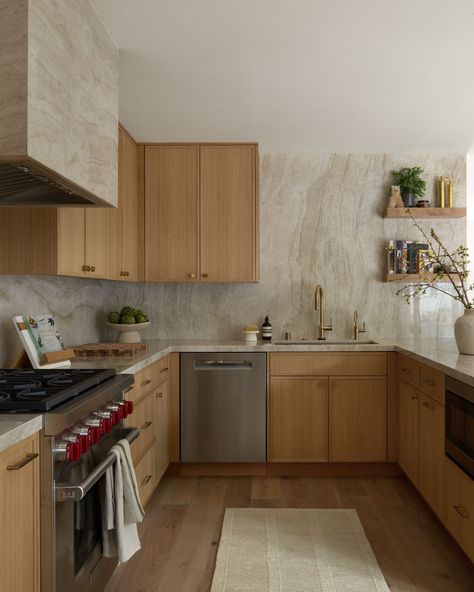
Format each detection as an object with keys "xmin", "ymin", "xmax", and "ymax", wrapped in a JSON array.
[{"xmin": 0, "ymin": 415, "xmax": 43, "ymax": 454}]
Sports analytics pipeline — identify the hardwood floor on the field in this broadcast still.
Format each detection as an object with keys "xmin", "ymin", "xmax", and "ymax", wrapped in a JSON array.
[{"xmin": 105, "ymin": 475, "xmax": 474, "ymax": 592}]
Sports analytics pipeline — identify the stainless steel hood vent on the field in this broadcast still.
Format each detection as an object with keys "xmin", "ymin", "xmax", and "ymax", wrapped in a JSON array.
[{"xmin": 0, "ymin": 163, "xmax": 93, "ymax": 206}]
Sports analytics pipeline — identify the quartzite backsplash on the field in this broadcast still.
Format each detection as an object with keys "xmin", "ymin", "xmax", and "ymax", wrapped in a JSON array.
[{"xmin": 0, "ymin": 153, "xmax": 467, "ymax": 366}]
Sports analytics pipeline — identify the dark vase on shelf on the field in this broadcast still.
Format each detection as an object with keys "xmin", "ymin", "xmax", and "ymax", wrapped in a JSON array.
[{"xmin": 402, "ymin": 192, "xmax": 417, "ymax": 207}]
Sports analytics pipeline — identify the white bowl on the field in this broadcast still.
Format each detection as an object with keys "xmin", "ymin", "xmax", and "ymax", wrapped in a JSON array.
[{"xmin": 107, "ymin": 321, "xmax": 150, "ymax": 343}]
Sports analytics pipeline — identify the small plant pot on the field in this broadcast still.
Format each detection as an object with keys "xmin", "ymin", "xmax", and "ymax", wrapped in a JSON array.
[{"xmin": 402, "ymin": 192, "xmax": 417, "ymax": 207}]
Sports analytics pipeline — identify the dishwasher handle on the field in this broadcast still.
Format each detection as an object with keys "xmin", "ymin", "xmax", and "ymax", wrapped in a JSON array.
[{"xmin": 194, "ymin": 360, "xmax": 253, "ymax": 370}]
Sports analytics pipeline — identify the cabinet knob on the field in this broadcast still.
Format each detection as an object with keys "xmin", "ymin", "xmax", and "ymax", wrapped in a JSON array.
[
  {"xmin": 201, "ymin": 273, "xmax": 209, "ymax": 278},
  {"xmin": 90, "ymin": 266, "xmax": 96, "ymax": 272},
  {"xmin": 156, "ymin": 391, "xmax": 163, "ymax": 399},
  {"xmin": 83, "ymin": 265, "xmax": 91, "ymax": 272},
  {"xmin": 188, "ymin": 273, "xmax": 196, "ymax": 279}
]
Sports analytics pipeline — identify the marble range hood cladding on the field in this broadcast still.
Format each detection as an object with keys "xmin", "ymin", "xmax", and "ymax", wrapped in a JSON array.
[{"xmin": 0, "ymin": 0, "xmax": 119, "ymax": 207}]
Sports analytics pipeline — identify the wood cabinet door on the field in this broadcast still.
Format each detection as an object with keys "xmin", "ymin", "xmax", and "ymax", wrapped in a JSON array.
[
  {"xmin": 269, "ymin": 377, "xmax": 328, "ymax": 462},
  {"xmin": 399, "ymin": 379, "xmax": 419, "ymax": 486},
  {"xmin": 329, "ymin": 377, "xmax": 387, "ymax": 461},
  {"xmin": 153, "ymin": 380, "xmax": 170, "ymax": 482},
  {"xmin": 145, "ymin": 145, "xmax": 199, "ymax": 281},
  {"xmin": 85, "ymin": 208, "xmax": 107, "ymax": 278},
  {"xmin": 57, "ymin": 208, "xmax": 85, "ymax": 276},
  {"xmin": 200, "ymin": 145, "xmax": 257, "ymax": 281},
  {"xmin": 446, "ymin": 459, "xmax": 474, "ymax": 562},
  {"xmin": 107, "ymin": 128, "xmax": 141, "ymax": 281},
  {"xmin": 418, "ymin": 394, "xmax": 446, "ymax": 520},
  {"xmin": 0, "ymin": 434, "xmax": 40, "ymax": 592}
]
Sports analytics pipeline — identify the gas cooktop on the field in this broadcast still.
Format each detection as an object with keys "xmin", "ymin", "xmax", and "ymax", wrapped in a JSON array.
[{"xmin": 0, "ymin": 368, "xmax": 116, "ymax": 411}]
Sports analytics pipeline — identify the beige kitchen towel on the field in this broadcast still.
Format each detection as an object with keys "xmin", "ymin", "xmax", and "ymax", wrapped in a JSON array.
[
  {"xmin": 211, "ymin": 508, "xmax": 390, "ymax": 592},
  {"xmin": 101, "ymin": 439, "xmax": 145, "ymax": 564}
]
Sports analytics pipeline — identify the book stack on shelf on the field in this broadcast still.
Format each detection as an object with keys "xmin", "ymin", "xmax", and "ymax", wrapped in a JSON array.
[{"xmin": 386, "ymin": 239, "xmax": 430, "ymax": 275}]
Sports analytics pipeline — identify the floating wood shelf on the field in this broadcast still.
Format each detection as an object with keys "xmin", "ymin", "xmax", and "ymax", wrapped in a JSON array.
[
  {"xmin": 384, "ymin": 274, "xmax": 458, "ymax": 283},
  {"xmin": 384, "ymin": 207, "xmax": 466, "ymax": 219}
]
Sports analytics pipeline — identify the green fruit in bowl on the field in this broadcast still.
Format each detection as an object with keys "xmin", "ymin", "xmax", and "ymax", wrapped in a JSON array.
[
  {"xmin": 135, "ymin": 314, "xmax": 148, "ymax": 324},
  {"xmin": 108, "ymin": 311, "xmax": 121, "ymax": 324},
  {"xmin": 120, "ymin": 314, "xmax": 137, "ymax": 324}
]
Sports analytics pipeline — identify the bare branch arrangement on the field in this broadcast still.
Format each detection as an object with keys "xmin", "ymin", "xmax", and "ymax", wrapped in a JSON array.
[{"xmin": 396, "ymin": 210, "xmax": 472, "ymax": 308}]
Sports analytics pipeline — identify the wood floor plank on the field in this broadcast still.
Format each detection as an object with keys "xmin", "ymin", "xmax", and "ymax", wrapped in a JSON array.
[{"xmin": 106, "ymin": 474, "xmax": 474, "ymax": 592}]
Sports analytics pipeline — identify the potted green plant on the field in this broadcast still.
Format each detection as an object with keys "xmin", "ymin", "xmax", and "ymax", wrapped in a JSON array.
[{"xmin": 392, "ymin": 167, "xmax": 426, "ymax": 207}]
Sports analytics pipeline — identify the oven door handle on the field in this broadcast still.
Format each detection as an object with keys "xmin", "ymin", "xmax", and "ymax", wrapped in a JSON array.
[{"xmin": 55, "ymin": 427, "xmax": 140, "ymax": 502}]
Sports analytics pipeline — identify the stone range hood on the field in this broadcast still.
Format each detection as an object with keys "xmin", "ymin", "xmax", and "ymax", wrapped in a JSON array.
[{"xmin": 0, "ymin": 0, "xmax": 118, "ymax": 207}]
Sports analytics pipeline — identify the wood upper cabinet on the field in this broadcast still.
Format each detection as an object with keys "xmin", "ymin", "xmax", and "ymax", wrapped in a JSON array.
[
  {"xmin": 107, "ymin": 127, "xmax": 143, "ymax": 281},
  {"xmin": 0, "ymin": 433, "xmax": 40, "ymax": 592},
  {"xmin": 445, "ymin": 458, "xmax": 474, "ymax": 562},
  {"xmin": 269, "ymin": 377, "xmax": 328, "ymax": 462},
  {"xmin": 398, "ymin": 378, "xmax": 419, "ymax": 486},
  {"xmin": 200, "ymin": 145, "xmax": 258, "ymax": 281},
  {"xmin": 418, "ymin": 393, "xmax": 445, "ymax": 521},
  {"xmin": 145, "ymin": 145, "xmax": 199, "ymax": 281},
  {"xmin": 144, "ymin": 143, "xmax": 259, "ymax": 282},
  {"xmin": 329, "ymin": 377, "xmax": 387, "ymax": 461}
]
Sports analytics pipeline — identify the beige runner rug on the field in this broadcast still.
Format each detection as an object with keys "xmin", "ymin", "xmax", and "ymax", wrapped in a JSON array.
[{"xmin": 211, "ymin": 508, "xmax": 390, "ymax": 592}]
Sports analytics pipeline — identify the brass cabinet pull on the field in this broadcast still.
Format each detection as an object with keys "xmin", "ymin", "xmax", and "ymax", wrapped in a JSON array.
[
  {"xmin": 423, "ymin": 379, "xmax": 435, "ymax": 386},
  {"xmin": 156, "ymin": 392, "xmax": 163, "ymax": 399},
  {"xmin": 410, "ymin": 393, "xmax": 418, "ymax": 400},
  {"xmin": 141, "ymin": 421, "xmax": 152, "ymax": 430},
  {"xmin": 141, "ymin": 379, "xmax": 152, "ymax": 387},
  {"xmin": 401, "ymin": 367, "xmax": 409, "ymax": 373},
  {"xmin": 188, "ymin": 273, "xmax": 196, "ymax": 279},
  {"xmin": 141, "ymin": 474, "xmax": 152, "ymax": 486},
  {"xmin": 83, "ymin": 265, "xmax": 91, "ymax": 272},
  {"xmin": 453, "ymin": 504, "xmax": 470, "ymax": 519},
  {"xmin": 124, "ymin": 386, "xmax": 134, "ymax": 394},
  {"xmin": 201, "ymin": 273, "xmax": 209, "ymax": 278},
  {"xmin": 90, "ymin": 266, "xmax": 96, "ymax": 272},
  {"xmin": 422, "ymin": 401, "xmax": 435, "ymax": 410},
  {"xmin": 7, "ymin": 452, "xmax": 39, "ymax": 471},
  {"xmin": 159, "ymin": 367, "xmax": 168, "ymax": 373}
]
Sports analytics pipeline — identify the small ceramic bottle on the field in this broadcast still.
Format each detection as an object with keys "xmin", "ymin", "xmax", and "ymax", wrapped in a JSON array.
[{"xmin": 262, "ymin": 316, "xmax": 272, "ymax": 341}]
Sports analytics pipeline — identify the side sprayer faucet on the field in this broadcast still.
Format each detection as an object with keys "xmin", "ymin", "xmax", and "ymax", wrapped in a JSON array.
[
  {"xmin": 314, "ymin": 284, "xmax": 333, "ymax": 340},
  {"xmin": 353, "ymin": 310, "xmax": 366, "ymax": 340}
]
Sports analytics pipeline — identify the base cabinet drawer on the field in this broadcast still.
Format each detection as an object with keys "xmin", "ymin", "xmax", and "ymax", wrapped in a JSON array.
[
  {"xmin": 135, "ymin": 445, "xmax": 156, "ymax": 507},
  {"xmin": 398, "ymin": 355, "xmax": 419, "ymax": 387},
  {"xmin": 446, "ymin": 459, "xmax": 474, "ymax": 562},
  {"xmin": 126, "ymin": 393, "xmax": 155, "ymax": 464}
]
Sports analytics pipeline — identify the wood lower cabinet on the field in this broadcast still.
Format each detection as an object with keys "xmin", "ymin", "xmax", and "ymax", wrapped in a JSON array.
[
  {"xmin": 134, "ymin": 444, "xmax": 156, "ymax": 507},
  {"xmin": 329, "ymin": 377, "xmax": 387, "ymax": 461},
  {"xmin": 398, "ymin": 378, "xmax": 419, "ymax": 486},
  {"xmin": 445, "ymin": 459, "xmax": 474, "ymax": 562},
  {"xmin": 153, "ymin": 379, "xmax": 170, "ymax": 480},
  {"xmin": 0, "ymin": 433, "xmax": 40, "ymax": 592},
  {"xmin": 107, "ymin": 127, "xmax": 143, "ymax": 281},
  {"xmin": 418, "ymin": 393, "xmax": 445, "ymax": 521},
  {"xmin": 269, "ymin": 377, "xmax": 328, "ymax": 461},
  {"xmin": 144, "ymin": 143, "xmax": 259, "ymax": 282}
]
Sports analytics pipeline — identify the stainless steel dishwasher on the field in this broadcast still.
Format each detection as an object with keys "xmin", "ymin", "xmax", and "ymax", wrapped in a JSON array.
[{"xmin": 181, "ymin": 352, "xmax": 266, "ymax": 462}]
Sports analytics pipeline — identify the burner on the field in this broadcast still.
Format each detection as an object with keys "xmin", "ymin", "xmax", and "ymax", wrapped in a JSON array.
[
  {"xmin": 0, "ymin": 391, "xmax": 10, "ymax": 400},
  {"xmin": 0, "ymin": 378, "xmax": 42, "ymax": 390},
  {"xmin": 16, "ymin": 390, "xmax": 49, "ymax": 400}
]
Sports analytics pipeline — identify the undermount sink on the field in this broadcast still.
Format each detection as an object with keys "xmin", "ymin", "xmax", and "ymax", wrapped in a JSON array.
[{"xmin": 273, "ymin": 339, "xmax": 379, "ymax": 345}]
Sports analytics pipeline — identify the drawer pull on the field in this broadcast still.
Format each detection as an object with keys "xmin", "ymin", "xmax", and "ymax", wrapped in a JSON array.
[
  {"xmin": 410, "ymin": 393, "xmax": 418, "ymax": 400},
  {"xmin": 141, "ymin": 474, "xmax": 152, "ymax": 486},
  {"xmin": 156, "ymin": 391, "xmax": 163, "ymax": 399},
  {"xmin": 160, "ymin": 367, "xmax": 168, "ymax": 373},
  {"xmin": 141, "ymin": 421, "xmax": 152, "ymax": 430},
  {"xmin": 90, "ymin": 266, "xmax": 96, "ymax": 272},
  {"xmin": 401, "ymin": 367, "xmax": 410, "ymax": 373},
  {"xmin": 7, "ymin": 452, "xmax": 38, "ymax": 471},
  {"xmin": 453, "ymin": 504, "xmax": 470, "ymax": 519},
  {"xmin": 141, "ymin": 379, "xmax": 152, "ymax": 387},
  {"xmin": 423, "ymin": 379, "xmax": 435, "ymax": 386},
  {"xmin": 422, "ymin": 401, "xmax": 435, "ymax": 410},
  {"xmin": 124, "ymin": 386, "xmax": 134, "ymax": 394}
]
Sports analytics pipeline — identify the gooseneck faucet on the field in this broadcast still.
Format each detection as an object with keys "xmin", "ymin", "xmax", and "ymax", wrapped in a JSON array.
[{"xmin": 314, "ymin": 284, "xmax": 333, "ymax": 340}]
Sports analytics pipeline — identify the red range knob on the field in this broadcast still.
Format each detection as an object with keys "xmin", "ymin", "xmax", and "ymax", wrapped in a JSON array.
[
  {"xmin": 89, "ymin": 426, "xmax": 101, "ymax": 444},
  {"xmin": 66, "ymin": 441, "xmax": 81, "ymax": 462},
  {"xmin": 101, "ymin": 417, "xmax": 112, "ymax": 434},
  {"xmin": 125, "ymin": 400, "xmax": 134, "ymax": 415},
  {"xmin": 119, "ymin": 402, "xmax": 128, "ymax": 418},
  {"xmin": 109, "ymin": 409, "xmax": 120, "ymax": 426},
  {"xmin": 77, "ymin": 433, "xmax": 90, "ymax": 453}
]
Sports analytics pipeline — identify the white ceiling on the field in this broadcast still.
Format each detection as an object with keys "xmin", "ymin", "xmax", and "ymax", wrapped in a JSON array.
[{"xmin": 92, "ymin": 0, "xmax": 474, "ymax": 153}]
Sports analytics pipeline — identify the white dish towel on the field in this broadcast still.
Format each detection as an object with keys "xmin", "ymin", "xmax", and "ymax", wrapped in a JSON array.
[{"xmin": 101, "ymin": 438, "xmax": 145, "ymax": 563}]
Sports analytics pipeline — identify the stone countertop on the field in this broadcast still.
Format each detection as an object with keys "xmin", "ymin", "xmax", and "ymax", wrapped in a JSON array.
[
  {"xmin": 71, "ymin": 337, "xmax": 474, "ymax": 387},
  {"xmin": 0, "ymin": 414, "xmax": 42, "ymax": 454}
]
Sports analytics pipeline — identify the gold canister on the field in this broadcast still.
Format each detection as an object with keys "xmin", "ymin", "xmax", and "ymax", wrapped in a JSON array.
[
  {"xmin": 447, "ymin": 178, "xmax": 454, "ymax": 207},
  {"xmin": 438, "ymin": 175, "xmax": 445, "ymax": 207}
]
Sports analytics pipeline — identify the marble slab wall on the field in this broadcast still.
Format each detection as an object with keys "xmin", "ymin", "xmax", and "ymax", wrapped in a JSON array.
[
  {"xmin": 0, "ymin": 153, "xmax": 466, "ymax": 365},
  {"xmin": 107, "ymin": 153, "xmax": 467, "ymax": 343}
]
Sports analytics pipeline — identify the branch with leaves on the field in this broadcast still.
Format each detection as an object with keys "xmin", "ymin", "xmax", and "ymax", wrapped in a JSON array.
[{"xmin": 396, "ymin": 210, "xmax": 473, "ymax": 309}]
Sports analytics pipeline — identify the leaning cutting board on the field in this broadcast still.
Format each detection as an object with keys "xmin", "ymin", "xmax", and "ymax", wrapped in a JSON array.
[{"xmin": 73, "ymin": 342, "xmax": 148, "ymax": 357}]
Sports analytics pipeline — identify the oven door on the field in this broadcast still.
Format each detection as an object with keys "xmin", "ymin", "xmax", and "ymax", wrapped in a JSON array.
[{"xmin": 55, "ymin": 427, "xmax": 139, "ymax": 592}]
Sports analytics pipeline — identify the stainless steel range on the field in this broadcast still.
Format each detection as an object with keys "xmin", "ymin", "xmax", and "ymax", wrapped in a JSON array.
[{"xmin": 0, "ymin": 368, "xmax": 137, "ymax": 592}]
